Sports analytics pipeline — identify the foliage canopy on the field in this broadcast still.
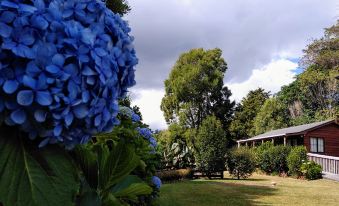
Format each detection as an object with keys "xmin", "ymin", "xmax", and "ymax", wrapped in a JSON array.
[{"xmin": 161, "ymin": 48, "xmax": 234, "ymax": 130}]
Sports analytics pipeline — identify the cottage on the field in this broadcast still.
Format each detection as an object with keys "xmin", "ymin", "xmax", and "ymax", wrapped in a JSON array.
[{"xmin": 237, "ymin": 119, "xmax": 339, "ymax": 174}]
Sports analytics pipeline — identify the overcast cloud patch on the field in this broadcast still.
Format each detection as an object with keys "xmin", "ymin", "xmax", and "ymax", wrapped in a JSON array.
[
  {"xmin": 126, "ymin": 0, "xmax": 336, "ymax": 89},
  {"xmin": 125, "ymin": 0, "xmax": 337, "ymax": 130}
]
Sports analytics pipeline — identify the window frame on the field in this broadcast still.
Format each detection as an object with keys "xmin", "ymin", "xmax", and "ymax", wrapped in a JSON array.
[{"xmin": 310, "ymin": 137, "xmax": 324, "ymax": 153}]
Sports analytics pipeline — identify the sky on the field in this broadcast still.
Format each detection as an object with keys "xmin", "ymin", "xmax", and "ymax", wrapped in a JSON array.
[{"xmin": 125, "ymin": 0, "xmax": 338, "ymax": 130}]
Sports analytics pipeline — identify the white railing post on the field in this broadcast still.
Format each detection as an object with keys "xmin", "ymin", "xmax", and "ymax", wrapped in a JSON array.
[{"xmin": 307, "ymin": 153, "xmax": 339, "ymax": 175}]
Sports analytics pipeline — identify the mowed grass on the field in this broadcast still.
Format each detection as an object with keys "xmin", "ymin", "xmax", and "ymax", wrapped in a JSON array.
[{"xmin": 157, "ymin": 173, "xmax": 339, "ymax": 206}]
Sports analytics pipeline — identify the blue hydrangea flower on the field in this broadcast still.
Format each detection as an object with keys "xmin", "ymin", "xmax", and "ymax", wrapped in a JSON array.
[
  {"xmin": 119, "ymin": 106, "xmax": 133, "ymax": 117},
  {"xmin": 149, "ymin": 137, "xmax": 157, "ymax": 148},
  {"xmin": 131, "ymin": 113, "xmax": 140, "ymax": 122},
  {"xmin": 0, "ymin": 0, "xmax": 137, "ymax": 149},
  {"xmin": 119, "ymin": 106, "xmax": 140, "ymax": 122},
  {"xmin": 136, "ymin": 127, "xmax": 158, "ymax": 149},
  {"xmin": 137, "ymin": 127, "xmax": 153, "ymax": 140},
  {"xmin": 151, "ymin": 176, "xmax": 162, "ymax": 189}
]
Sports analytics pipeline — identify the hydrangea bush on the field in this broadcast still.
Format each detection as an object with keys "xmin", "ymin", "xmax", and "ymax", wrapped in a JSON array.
[
  {"xmin": 119, "ymin": 105, "xmax": 162, "ymax": 183},
  {"xmin": 152, "ymin": 176, "xmax": 162, "ymax": 189},
  {"xmin": 0, "ymin": 0, "xmax": 137, "ymax": 148},
  {"xmin": 137, "ymin": 127, "xmax": 157, "ymax": 148}
]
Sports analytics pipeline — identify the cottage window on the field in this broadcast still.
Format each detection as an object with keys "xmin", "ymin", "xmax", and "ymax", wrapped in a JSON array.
[{"xmin": 310, "ymin": 137, "xmax": 324, "ymax": 153}]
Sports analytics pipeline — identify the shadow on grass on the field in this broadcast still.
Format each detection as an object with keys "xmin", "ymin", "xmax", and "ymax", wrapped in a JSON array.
[
  {"xmin": 213, "ymin": 177, "xmax": 267, "ymax": 182},
  {"xmin": 158, "ymin": 180, "xmax": 277, "ymax": 206}
]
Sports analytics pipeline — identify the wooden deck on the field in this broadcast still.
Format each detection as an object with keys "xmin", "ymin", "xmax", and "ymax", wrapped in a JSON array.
[{"xmin": 308, "ymin": 153, "xmax": 339, "ymax": 174}]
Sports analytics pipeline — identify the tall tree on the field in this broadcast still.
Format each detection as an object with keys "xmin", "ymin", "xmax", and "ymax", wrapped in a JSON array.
[
  {"xmin": 161, "ymin": 48, "xmax": 235, "ymax": 130},
  {"xmin": 301, "ymin": 20, "xmax": 339, "ymax": 70},
  {"xmin": 253, "ymin": 97, "xmax": 289, "ymax": 135},
  {"xmin": 229, "ymin": 88, "xmax": 270, "ymax": 139},
  {"xmin": 299, "ymin": 21, "xmax": 338, "ymax": 119},
  {"xmin": 278, "ymin": 21, "xmax": 339, "ymax": 124},
  {"xmin": 296, "ymin": 66, "xmax": 338, "ymax": 119},
  {"xmin": 277, "ymin": 81, "xmax": 313, "ymax": 126}
]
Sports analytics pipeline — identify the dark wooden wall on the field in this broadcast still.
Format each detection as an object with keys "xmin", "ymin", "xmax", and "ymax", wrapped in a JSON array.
[{"xmin": 304, "ymin": 123, "xmax": 339, "ymax": 157}]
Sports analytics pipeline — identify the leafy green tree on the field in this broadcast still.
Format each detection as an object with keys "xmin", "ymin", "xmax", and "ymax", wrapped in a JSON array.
[
  {"xmin": 195, "ymin": 116, "xmax": 228, "ymax": 174},
  {"xmin": 229, "ymin": 88, "xmax": 270, "ymax": 139},
  {"xmin": 277, "ymin": 22, "xmax": 339, "ymax": 125},
  {"xmin": 296, "ymin": 66, "xmax": 338, "ymax": 120},
  {"xmin": 298, "ymin": 21, "xmax": 339, "ymax": 120},
  {"xmin": 301, "ymin": 20, "xmax": 339, "ymax": 70},
  {"xmin": 161, "ymin": 48, "xmax": 235, "ymax": 130},
  {"xmin": 253, "ymin": 97, "xmax": 289, "ymax": 135},
  {"xmin": 277, "ymin": 81, "xmax": 313, "ymax": 126}
]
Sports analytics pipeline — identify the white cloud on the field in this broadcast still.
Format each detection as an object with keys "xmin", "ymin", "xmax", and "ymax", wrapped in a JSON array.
[
  {"xmin": 130, "ymin": 88, "xmax": 167, "ymax": 130},
  {"xmin": 226, "ymin": 58, "xmax": 298, "ymax": 102},
  {"xmin": 126, "ymin": 0, "xmax": 336, "ymax": 88}
]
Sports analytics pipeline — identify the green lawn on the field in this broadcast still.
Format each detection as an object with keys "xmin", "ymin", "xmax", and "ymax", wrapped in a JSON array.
[{"xmin": 157, "ymin": 173, "xmax": 339, "ymax": 206}]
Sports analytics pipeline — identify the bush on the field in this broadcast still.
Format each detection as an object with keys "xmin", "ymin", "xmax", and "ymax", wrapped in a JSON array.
[
  {"xmin": 156, "ymin": 169, "xmax": 194, "ymax": 182},
  {"xmin": 270, "ymin": 145, "xmax": 291, "ymax": 173},
  {"xmin": 227, "ymin": 147, "xmax": 256, "ymax": 179},
  {"xmin": 255, "ymin": 142, "xmax": 291, "ymax": 174},
  {"xmin": 287, "ymin": 146, "xmax": 308, "ymax": 176},
  {"xmin": 195, "ymin": 116, "xmax": 228, "ymax": 173},
  {"xmin": 255, "ymin": 142, "xmax": 273, "ymax": 173},
  {"xmin": 301, "ymin": 161, "xmax": 322, "ymax": 180}
]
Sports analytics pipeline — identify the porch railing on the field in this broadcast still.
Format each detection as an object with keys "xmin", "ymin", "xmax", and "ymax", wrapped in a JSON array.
[{"xmin": 307, "ymin": 153, "xmax": 339, "ymax": 174}]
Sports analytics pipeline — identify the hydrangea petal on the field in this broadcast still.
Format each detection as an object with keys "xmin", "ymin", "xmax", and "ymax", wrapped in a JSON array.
[
  {"xmin": 54, "ymin": 125, "xmax": 62, "ymax": 136},
  {"xmin": 17, "ymin": 90, "xmax": 34, "ymax": 106},
  {"xmin": 34, "ymin": 0, "xmax": 46, "ymax": 10},
  {"xmin": 46, "ymin": 65, "xmax": 60, "ymax": 74},
  {"xmin": 52, "ymin": 54, "xmax": 65, "ymax": 67},
  {"xmin": 0, "ymin": 22, "xmax": 12, "ymax": 38},
  {"xmin": 1, "ymin": 1, "xmax": 19, "ymax": 9},
  {"xmin": 36, "ymin": 91, "xmax": 53, "ymax": 106},
  {"xmin": 65, "ymin": 113, "xmax": 74, "ymax": 126},
  {"xmin": 3, "ymin": 80, "xmax": 19, "ymax": 94},
  {"xmin": 73, "ymin": 104, "xmax": 88, "ymax": 119},
  {"xmin": 20, "ymin": 33, "xmax": 35, "ymax": 46},
  {"xmin": 82, "ymin": 91, "xmax": 90, "ymax": 103},
  {"xmin": 38, "ymin": 137, "xmax": 50, "ymax": 148},
  {"xmin": 82, "ymin": 66, "xmax": 96, "ymax": 76},
  {"xmin": 94, "ymin": 114, "xmax": 101, "ymax": 126},
  {"xmin": 23, "ymin": 75, "xmax": 37, "ymax": 89},
  {"xmin": 26, "ymin": 62, "xmax": 41, "ymax": 76},
  {"xmin": 0, "ymin": 11, "xmax": 16, "ymax": 23},
  {"xmin": 10, "ymin": 109, "xmax": 26, "ymax": 124},
  {"xmin": 19, "ymin": 4, "xmax": 38, "ymax": 13},
  {"xmin": 34, "ymin": 110, "xmax": 47, "ymax": 122},
  {"xmin": 32, "ymin": 15, "xmax": 49, "ymax": 29}
]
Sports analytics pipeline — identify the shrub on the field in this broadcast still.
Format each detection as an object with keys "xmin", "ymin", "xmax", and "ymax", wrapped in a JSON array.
[
  {"xmin": 195, "ymin": 116, "xmax": 228, "ymax": 173},
  {"xmin": 287, "ymin": 146, "xmax": 308, "ymax": 176},
  {"xmin": 270, "ymin": 145, "xmax": 291, "ymax": 173},
  {"xmin": 227, "ymin": 147, "xmax": 256, "ymax": 179},
  {"xmin": 301, "ymin": 161, "xmax": 322, "ymax": 180},
  {"xmin": 156, "ymin": 169, "xmax": 194, "ymax": 182},
  {"xmin": 255, "ymin": 142, "xmax": 274, "ymax": 173},
  {"xmin": 255, "ymin": 143, "xmax": 291, "ymax": 174}
]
